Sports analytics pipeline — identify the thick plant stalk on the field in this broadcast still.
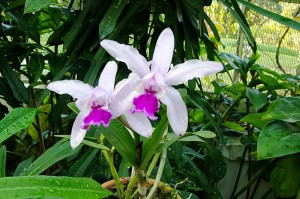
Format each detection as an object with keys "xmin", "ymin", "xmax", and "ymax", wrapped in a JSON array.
[{"xmin": 135, "ymin": 167, "xmax": 147, "ymax": 199}]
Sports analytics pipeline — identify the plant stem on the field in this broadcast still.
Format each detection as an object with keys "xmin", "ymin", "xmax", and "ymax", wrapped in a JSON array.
[
  {"xmin": 135, "ymin": 167, "xmax": 147, "ymax": 199},
  {"xmin": 125, "ymin": 175, "xmax": 137, "ymax": 199},
  {"xmin": 146, "ymin": 152, "xmax": 161, "ymax": 177},
  {"xmin": 103, "ymin": 150, "xmax": 124, "ymax": 199},
  {"xmin": 229, "ymin": 146, "xmax": 248, "ymax": 199},
  {"xmin": 146, "ymin": 148, "xmax": 167, "ymax": 199}
]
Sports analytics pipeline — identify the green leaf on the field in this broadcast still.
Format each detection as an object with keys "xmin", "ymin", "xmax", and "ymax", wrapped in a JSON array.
[
  {"xmin": 236, "ymin": 0, "xmax": 300, "ymax": 31},
  {"xmin": 179, "ymin": 135, "xmax": 205, "ymax": 142},
  {"xmin": 4, "ymin": 11, "xmax": 40, "ymax": 43},
  {"xmin": 217, "ymin": 0, "xmax": 256, "ymax": 51},
  {"xmin": 240, "ymin": 113, "xmax": 270, "ymax": 129},
  {"xmin": 193, "ymin": 130, "xmax": 216, "ymax": 138},
  {"xmin": 13, "ymin": 157, "xmax": 33, "ymax": 176},
  {"xmin": 245, "ymin": 87, "xmax": 267, "ymax": 112},
  {"xmin": 68, "ymin": 148, "xmax": 99, "ymax": 177},
  {"xmin": 55, "ymin": 135, "xmax": 110, "ymax": 151},
  {"xmin": 257, "ymin": 121, "xmax": 300, "ymax": 159},
  {"xmin": 0, "ymin": 145, "xmax": 6, "ymax": 177},
  {"xmin": 67, "ymin": 102, "xmax": 79, "ymax": 114},
  {"xmin": 118, "ymin": 158, "xmax": 129, "ymax": 177},
  {"xmin": 0, "ymin": 55, "xmax": 29, "ymax": 103},
  {"xmin": 271, "ymin": 154, "xmax": 300, "ymax": 198},
  {"xmin": 141, "ymin": 115, "xmax": 168, "ymax": 169},
  {"xmin": 100, "ymin": 119, "xmax": 136, "ymax": 166},
  {"xmin": 263, "ymin": 97, "xmax": 300, "ymax": 122},
  {"xmin": 24, "ymin": 0, "xmax": 51, "ymax": 13},
  {"xmin": 222, "ymin": 121, "xmax": 245, "ymax": 132},
  {"xmin": 0, "ymin": 176, "xmax": 112, "ymax": 198},
  {"xmin": 28, "ymin": 53, "xmax": 44, "ymax": 83},
  {"xmin": 99, "ymin": 0, "xmax": 128, "ymax": 39},
  {"xmin": 20, "ymin": 139, "xmax": 82, "ymax": 176},
  {"xmin": 0, "ymin": 108, "xmax": 37, "ymax": 143}
]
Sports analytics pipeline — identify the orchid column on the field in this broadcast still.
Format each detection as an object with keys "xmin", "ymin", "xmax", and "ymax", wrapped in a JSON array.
[{"xmin": 101, "ymin": 28, "xmax": 223, "ymax": 198}]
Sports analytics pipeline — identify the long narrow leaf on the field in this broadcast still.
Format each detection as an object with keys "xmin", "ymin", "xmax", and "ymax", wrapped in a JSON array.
[
  {"xmin": 217, "ymin": 0, "xmax": 256, "ymax": 52},
  {"xmin": 0, "ymin": 55, "xmax": 29, "ymax": 103},
  {"xmin": 0, "ymin": 146, "xmax": 6, "ymax": 177},
  {"xmin": 237, "ymin": 0, "xmax": 300, "ymax": 31},
  {"xmin": 68, "ymin": 148, "xmax": 99, "ymax": 177},
  {"xmin": 99, "ymin": 0, "xmax": 128, "ymax": 39},
  {"xmin": 0, "ymin": 108, "xmax": 37, "ymax": 143},
  {"xmin": 0, "ymin": 176, "xmax": 112, "ymax": 198},
  {"xmin": 99, "ymin": 119, "xmax": 137, "ymax": 166},
  {"xmin": 20, "ymin": 139, "xmax": 82, "ymax": 176},
  {"xmin": 141, "ymin": 115, "xmax": 168, "ymax": 169}
]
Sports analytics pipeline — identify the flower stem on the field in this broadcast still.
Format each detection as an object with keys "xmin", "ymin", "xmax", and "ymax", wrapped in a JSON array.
[
  {"xmin": 146, "ymin": 148, "xmax": 167, "ymax": 199},
  {"xmin": 146, "ymin": 152, "xmax": 161, "ymax": 177},
  {"xmin": 103, "ymin": 150, "xmax": 124, "ymax": 198}
]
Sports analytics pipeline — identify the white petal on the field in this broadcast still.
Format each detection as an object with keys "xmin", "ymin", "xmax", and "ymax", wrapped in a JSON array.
[
  {"xmin": 110, "ymin": 76, "xmax": 136, "ymax": 118},
  {"xmin": 75, "ymin": 95, "xmax": 92, "ymax": 112},
  {"xmin": 98, "ymin": 61, "xmax": 118, "ymax": 93},
  {"xmin": 124, "ymin": 112, "xmax": 153, "ymax": 137},
  {"xmin": 47, "ymin": 80, "xmax": 94, "ymax": 99},
  {"xmin": 100, "ymin": 40, "xmax": 150, "ymax": 77},
  {"xmin": 160, "ymin": 86, "xmax": 188, "ymax": 136},
  {"xmin": 70, "ymin": 112, "xmax": 88, "ymax": 149},
  {"xmin": 166, "ymin": 60, "xmax": 223, "ymax": 86},
  {"xmin": 151, "ymin": 28, "xmax": 174, "ymax": 75}
]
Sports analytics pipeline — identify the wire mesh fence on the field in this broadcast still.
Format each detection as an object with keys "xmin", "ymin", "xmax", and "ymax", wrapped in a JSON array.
[{"xmin": 208, "ymin": 0, "xmax": 300, "ymax": 75}]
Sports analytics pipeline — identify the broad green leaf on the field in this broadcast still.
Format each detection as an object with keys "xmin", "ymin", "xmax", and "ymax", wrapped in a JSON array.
[
  {"xmin": 0, "ymin": 55, "xmax": 29, "ymax": 103},
  {"xmin": 240, "ymin": 113, "xmax": 270, "ymax": 129},
  {"xmin": 118, "ymin": 158, "xmax": 129, "ymax": 178},
  {"xmin": 141, "ymin": 115, "xmax": 168, "ymax": 169},
  {"xmin": 257, "ymin": 121, "xmax": 300, "ymax": 159},
  {"xmin": 262, "ymin": 97, "xmax": 300, "ymax": 122},
  {"xmin": 245, "ymin": 87, "xmax": 267, "ymax": 112},
  {"xmin": 193, "ymin": 130, "xmax": 216, "ymax": 138},
  {"xmin": 28, "ymin": 53, "xmax": 44, "ymax": 83},
  {"xmin": 20, "ymin": 139, "xmax": 82, "ymax": 176},
  {"xmin": 68, "ymin": 102, "xmax": 79, "ymax": 114},
  {"xmin": 99, "ymin": 0, "xmax": 128, "ymax": 39},
  {"xmin": 100, "ymin": 119, "xmax": 136, "ymax": 166},
  {"xmin": 179, "ymin": 135, "xmax": 205, "ymax": 142},
  {"xmin": 271, "ymin": 154, "xmax": 300, "ymax": 198},
  {"xmin": 24, "ymin": 0, "xmax": 51, "ymax": 13},
  {"xmin": 0, "ymin": 176, "xmax": 112, "ymax": 198},
  {"xmin": 68, "ymin": 148, "xmax": 99, "ymax": 177},
  {"xmin": 222, "ymin": 121, "xmax": 245, "ymax": 132},
  {"xmin": 4, "ymin": 11, "xmax": 40, "ymax": 43},
  {"xmin": 236, "ymin": 0, "xmax": 300, "ymax": 31},
  {"xmin": 0, "ymin": 145, "xmax": 6, "ymax": 177},
  {"xmin": 0, "ymin": 108, "xmax": 37, "ymax": 143}
]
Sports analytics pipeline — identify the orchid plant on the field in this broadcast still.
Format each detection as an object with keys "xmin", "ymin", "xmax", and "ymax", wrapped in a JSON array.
[{"xmin": 47, "ymin": 28, "xmax": 223, "ymax": 198}]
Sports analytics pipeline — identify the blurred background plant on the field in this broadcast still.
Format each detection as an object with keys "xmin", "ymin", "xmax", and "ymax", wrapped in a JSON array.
[{"xmin": 0, "ymin": 0, "xmax": 299, "ymax": 198}]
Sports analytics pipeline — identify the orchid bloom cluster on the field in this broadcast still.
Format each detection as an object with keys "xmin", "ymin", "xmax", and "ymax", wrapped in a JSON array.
[{"xmin": 47, "ymin": 28, "xmax": 223, "ymax": 149}]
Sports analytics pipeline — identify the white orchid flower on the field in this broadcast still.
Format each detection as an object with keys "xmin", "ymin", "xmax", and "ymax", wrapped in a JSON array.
[
  {"xmin": 100, "ymin": 28, "xmax": 223, "ymax": 137},
  {"xmin": 47, "ymin": 61, "xmax": 118, "ymax": 149}
]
